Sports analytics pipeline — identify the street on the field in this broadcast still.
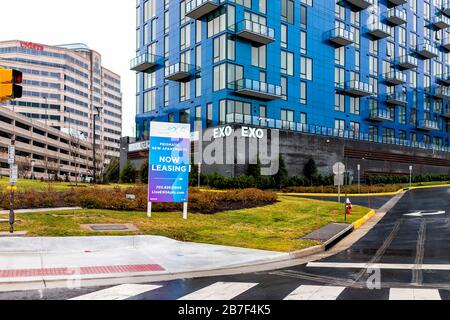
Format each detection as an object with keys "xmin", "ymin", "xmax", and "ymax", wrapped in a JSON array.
[{"xmin": 2, "ymin": 187, "xmax": 450, "ymax": 300}]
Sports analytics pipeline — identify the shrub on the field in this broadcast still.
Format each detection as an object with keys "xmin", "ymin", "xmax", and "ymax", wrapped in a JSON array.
[
  {"xmin": 140, "ymin": 161, "xmax": 149, "ymax": 184},
  {"xmin": 303, "ymin": 158, "xmax": 318, "ymax": 182}
]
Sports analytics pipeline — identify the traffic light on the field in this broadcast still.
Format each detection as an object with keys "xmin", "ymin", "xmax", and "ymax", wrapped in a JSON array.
[{"xmin": 0, "ymin": 68, "xmax": 23, "ymax": 102}]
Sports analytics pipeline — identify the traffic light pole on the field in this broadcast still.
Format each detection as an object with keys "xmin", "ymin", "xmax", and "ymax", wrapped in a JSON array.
[{"xmin": 9, "ymin": 139, "xmax": 15, "ymax": 234}]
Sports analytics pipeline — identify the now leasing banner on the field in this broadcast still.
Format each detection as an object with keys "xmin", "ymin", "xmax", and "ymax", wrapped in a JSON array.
[{"xmin": 148, "ymin": 122, "xmax": 191, "ymax": 203}]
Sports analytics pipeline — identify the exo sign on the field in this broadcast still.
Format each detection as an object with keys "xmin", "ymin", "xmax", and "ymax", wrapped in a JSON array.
[{"xmin": 213, "ymin": 126, "xmax": 265, "ymax": 139}]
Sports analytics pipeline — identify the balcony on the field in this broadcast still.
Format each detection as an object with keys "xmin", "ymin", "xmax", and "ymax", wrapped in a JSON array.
[
  {"xmin": 443, "ymin": 1, "xmax": 450, "ymax": 17},
  {"xmin": 442, "ymin": 108, "xmax": 450, "ymax": 118},
  {"xmin": 235, "ymin": 20, "xmax": 275, "ymax": 46},
  {"xmin": 164, "ymin": 62, "xmax": 195, "ymax": 81},
  {"xmin": 186, "ymin": 0, "xmax": 220, "ymax": 19},
  {"xmin": 435, "ymin": 85, "xmax": 450, "ymax": 99},
  {"xmin": 418, "ymin": 120, "xmax": 439, "ymax": 131},
  {"xmin": 369, "ymin": 109, "xmax": 394, "ymax": 122},
  {"xmin": 388, "ymin": 0, "xmax": 407, "ymax": 5},
  {"xmin": 338, "ymin": 80, "xmax": 373, "ymax": 97},
  {"xmin": 386, "ymin": 92, "xmax": 407, "ymax": 106},
  {"xmin": 437, "ymin": 73, "xmax": 450, "ymax": 86},
  {"xmin": 366, "ymin": 22, "xmax": 391, "ymax": 39},
  {"xmin": 229, "ymin": 79, "xmax": 282, "ymax": 101},
  {"xmin": 130, "ymin": 53, "xmax": 161, "ymax": 72},
  {"xmin": 327, "ymin": 28, "xmax": 355, "ymax": 47},
  {"xmin": 386, "ymin": 8, "xmax": 407, "ymax": 26},
  {"xmin": 415, "ymin": 43, "xmax": 439, "ymax": 59},
  {"xmin": 433, "ymin": 14, "xmax": 450, "ymax": 30},
  {"xmin": 343, "ymin": 0, "xmax": 374, "ymax": 10},
  {"xmin": 397, "ymin": 55, "xmax": 418, "ymax": 69},
  {"xmin": 384, "ymin": 70, "xmax": 407, "ymax": 85},
  {"xmin": 442, "ymin": 37, "xmax": 450, "ymax": 51}
]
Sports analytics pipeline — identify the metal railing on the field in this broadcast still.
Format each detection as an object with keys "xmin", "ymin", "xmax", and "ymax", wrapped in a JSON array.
[
  {"xmin": 339, "ymin": 80, "xmax": 374, "ymax": 94},
  {"xmin": 229, "ymin": 79, "xmax": 282, "ymax": 97},
  {"xmin": 398, "ymin": 55, "xmax": 418, "ymax": 67},
  {"xmin": 415, "ymin": 43, "xmax": 439, "ymax": 56},
  {"xmin": 329, "ymin": 27, "xmax": 355, "ymax": 42},
  {"xmin": 386, "ymin": 7, "xmax": 407, "ymax": 22},
  {"xmin": 384, "ymin": 70, "xmax": 407, "ymax": 83},
  {"xmin": 130, "ymin": 53, "xmax": 160, "ymax": 70},
  {"xmin": 222, "ymin": 113, "xmax": 450, "ymax": 152},
  {"xmin": 369, "ymin": 109, "xmax": 394, "ymax": 121},
  {"xmin": 164, "ymin": 62, "xmax": 194, "ymax": 78},
  {"xmin": 186, "ymin": 0, "xmax": 219, "ymax": 14},
  {"xmin": 235, "ymin": 20, "xmax": 275, "ymax": 39},
  {"xmin": 367, "ymin": 22, "xmax": 391, "ymax": 35},
  {"xmin": 386, "ymin": 92, "xmax": 407, "ymax": 104},
  {"xmin": 419, "ymin": 120, "xmax": 439, "ymax": 130}
]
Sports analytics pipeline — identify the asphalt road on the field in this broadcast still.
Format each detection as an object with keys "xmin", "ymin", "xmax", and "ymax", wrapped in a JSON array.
[
  {"xmin": 2, "ymin": 187, "xmax": 450, "ymax": 300},
  {"xmin": 291, "ymin": 194, "xmax": 394, "ymax": 209}
]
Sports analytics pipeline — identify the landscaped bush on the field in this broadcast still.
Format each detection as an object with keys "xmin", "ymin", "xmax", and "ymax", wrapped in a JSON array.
[
  {"xmin": 283, "ymin": 184, "xmax": 402, "ymax": 194},
  {"xmin": 0, "ymin": 186, "xmax": 277, "ymax": 214}
]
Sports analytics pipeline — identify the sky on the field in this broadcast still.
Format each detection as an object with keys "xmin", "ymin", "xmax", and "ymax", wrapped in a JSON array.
[{"xmin": 0, "ymin": 0, "xmax": 136, "ymax": 136}]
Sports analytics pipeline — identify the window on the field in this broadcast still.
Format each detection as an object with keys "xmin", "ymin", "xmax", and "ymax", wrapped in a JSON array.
[
  {"xmin": 300, "ymin": 31, "xmax": 307, "ymax": 54},
  {"xmin": 335, "ymin": 93, "xmax": 345, "ymax": 112},
  {"xmin": 281, "ymin": 51, "xmax": 294, "ymax": 76},
  {"xmin": 300, "ymin": 57, "xmax": 312, "ymax": 80},
  {"xmin": 281, "ymin": 109, "xmax": 294, "ymax": 129},
  {"xmin": 207, "ymin": 8, "xmax": 227, "ymax": 38},
  {"xmin": 180, "ymin": 24, "xmax": 191, "ymax": 50},
  {"xmin": 213, "ymin": 35, "xmax": 235, "ymax": 63},
  {"xmin": 281, "ymin": 0, "xmax": 294, "ymax": 24},
  {"xmin": 213, "ymin": 63, "xmax": 243, "ymax": 91},
  {"xmin": 350, "ymin": 97, "xmax": 360, "ymax": 115},
  {"xmin": 300, "ymin": 5, "xmax": 307, "ymax": 28},
  {"xmin": 180, "ymin": 109, "xmax": 190, "ymax": 124},
  {"xmin": 300, "ymin": 81, "xmax": 307, "ymax": 104},
  {"xmin": 180, "ymin": 81, "xmax": 191, "ymax": 102},
  {"xmin": 281, "ymin": 24, "xmax": 288, "ymax": 48},
  {"xmin": 206, "ymin": 103, "xmax": 213, "ymax": 128},
  {"xmin": 252, "ymin": 45, "xmax": 266, "ymax": 68},
  {"xmin": 281, "ymin": 76, "xmax": 287, "ymax": 100},
  {"xmin": 164, "ymin": 84, "xmax": 169, "ymax": 107},
  {"xmin": 143, "ymin": 89, "xmax": 156, "ymax": 113},
  {"xmin": 259, "ymin": 0, "xmax": 266, "ymax": 13},
  {"xmin": 168, "ymin": 113, "xmax": 175, "ymax": 123}
]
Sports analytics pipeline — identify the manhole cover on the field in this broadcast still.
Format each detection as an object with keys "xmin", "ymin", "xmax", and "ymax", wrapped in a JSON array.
[
  {"xmin": 81, "ymin": 224, "xmax": 140, "ymax": 232},
  {"xmin": 91, "ymin": 225, "xmax": 129, "ymax": 231}
]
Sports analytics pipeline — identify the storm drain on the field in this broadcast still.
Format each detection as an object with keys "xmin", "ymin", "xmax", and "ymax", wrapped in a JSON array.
[{"xmin": 81, "ymin": 224, "xmax": 139, "ymax": 232}]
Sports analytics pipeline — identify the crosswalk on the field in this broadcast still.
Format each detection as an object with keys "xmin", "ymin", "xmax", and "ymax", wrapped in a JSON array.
[{"xmin": 68, "ymin": 282, "xmax": 445, "ymax": 301}]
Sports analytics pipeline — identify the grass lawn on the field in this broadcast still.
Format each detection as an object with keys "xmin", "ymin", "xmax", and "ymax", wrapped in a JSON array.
[
  {"xmin": 0, "ymin": 196, "xmax": 371, "ymax": 252},
  {"xmin": 0, "ymin": 177, "xmax": 140, "ymax": 192}
]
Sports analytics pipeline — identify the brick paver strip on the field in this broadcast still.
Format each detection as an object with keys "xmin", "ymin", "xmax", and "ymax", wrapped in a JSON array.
[{"xmin": 0, "ymin": 264, "xmax": 165, "ymax": 278}]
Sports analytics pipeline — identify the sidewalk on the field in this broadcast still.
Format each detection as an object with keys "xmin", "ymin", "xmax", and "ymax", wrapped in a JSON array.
[{"xmin": 0, "ymin": 236, "xmax": 289, "ymax": 284}]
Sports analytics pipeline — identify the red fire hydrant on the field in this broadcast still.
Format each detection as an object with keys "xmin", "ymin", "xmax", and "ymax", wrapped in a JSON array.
[{"xmin": 345, "ymin": 198, "xmax": 352, "ymax": 216}]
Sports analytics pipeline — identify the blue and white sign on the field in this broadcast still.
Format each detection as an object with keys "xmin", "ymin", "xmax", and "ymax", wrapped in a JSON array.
[{"xmin": 148, "ymin": 122, "xmax": 191, "ymax": 204}]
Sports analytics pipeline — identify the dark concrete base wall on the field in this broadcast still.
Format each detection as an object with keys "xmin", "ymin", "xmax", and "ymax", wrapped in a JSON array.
[{"xmin": 200, "ymin": 127, "xmax": 450, "ymax": 179}]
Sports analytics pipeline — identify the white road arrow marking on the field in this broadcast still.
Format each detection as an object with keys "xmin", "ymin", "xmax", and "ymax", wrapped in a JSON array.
[{"xmin": 403, "ymin": 210, "xmax": 445, "ymax": 217}]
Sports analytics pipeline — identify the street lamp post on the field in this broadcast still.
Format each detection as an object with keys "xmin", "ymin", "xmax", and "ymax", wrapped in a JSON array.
[{"xmin": 92, "ymin": 106, "xmax": 102, "ymax": 184}]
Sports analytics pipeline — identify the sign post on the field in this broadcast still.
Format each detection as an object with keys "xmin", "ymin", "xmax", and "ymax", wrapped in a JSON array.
[
  {"xmin": 147, "ymin": 122, "xmax": 191, "ymax": 220},
  {"xmin": 357, "ymin": 164, "xmax": 361, "ymax": 194},
  {"xmin": 409, "ymin": 165, "xmax": 413, "ymax": 188},
  {"xmin": 333, "ymin": 162, "xmax": 345, "ymax": 204},
  {"xmin": 8, "ymin": 144, "xmax": 16, "ymax": 233}
]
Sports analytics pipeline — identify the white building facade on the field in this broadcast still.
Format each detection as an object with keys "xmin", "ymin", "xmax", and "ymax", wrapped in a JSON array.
[{"xmin": 0, "ymin": 40, "xmax": 122, "ymax": 163}]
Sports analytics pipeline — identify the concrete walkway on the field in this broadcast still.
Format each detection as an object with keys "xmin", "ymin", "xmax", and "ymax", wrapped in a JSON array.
[
  {"xmin": 0, "ymin": 236, "xmax": 288, "ymax": 285},
  {"xmin": 0, "ymin": 207, "xmax": 82, "ymax": 215}
]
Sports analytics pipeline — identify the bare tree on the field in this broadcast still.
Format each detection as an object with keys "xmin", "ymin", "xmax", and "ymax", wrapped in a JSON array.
[
  {"xmin": 68, "ymin": 131, "xmax": 82, "ymax": 185},
  {"xmin": 16, "ymin": 156, "xmax": 32, "ymax": 179},
  {"xmin": 44, "ymin": 157, "xmax": 60, "ymax": 182}
]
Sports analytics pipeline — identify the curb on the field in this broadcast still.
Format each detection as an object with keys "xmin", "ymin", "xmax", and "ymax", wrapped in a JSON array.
[{"xmin": 352, "ymin": 210, "xmax": 376, "ymax": 230}]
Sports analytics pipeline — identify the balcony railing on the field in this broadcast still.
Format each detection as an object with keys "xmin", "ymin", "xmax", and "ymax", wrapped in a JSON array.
[
  {"xmin": 388, "ymin": 0, "xmax": 407, "ymax": 6},
  {"xmin": 130, "ymin": 53, "xmax": 161, "ymax": 72},
  {"xmin": 327, "ymin": 28, "xmax": 355, "ymax": 46},
  {"xmin": 369, "ymin": 109, "xmax": 394, "ymax": 122},
  {"xmin": 234, "ymin": 20, "xmax": 275, "ymax": 45},
  {"xmin": 386, "ymin": 8, "xmax": 407, "ymax": 26},
  {"xmin": 442, "ymin": 37, "xmax": 450, "ymax": 51},
  {"xmin": 186, "ymin": 0, "xmax": 220, "ymax": 19},
  {"xmin": 228, "ymin": 79, "xmax": 282, "ymax": 100},
  {"xmin": 366, "ymin": 22, "xmax": 391, "ymax": 39},
  {"xmin": 443, "ymin": 108, "xmax": 450, "ymax": 118},
  {"xmin": 223, "ymin": 113, "xmax": 450, "ymax": 153},
  {"xmin": 397, "ymin": 55, "xmax": 418, "ymax": 69},
  {"xmin": 164, "ymin": 62, "xmax": 195, "ymax": 81},
  {"xmin": 418, "ymin": 120, "xmax": 439, "ymax": 131},
  {"xmin": 435, "ymin": 85, "xmax": 450, "ymax": 99},
  {"xmin": 384, "ymin": 70, "xmax": 407, "ymax": 85},
  {"xmin": 443, "ymin": 1, "xmax": 450, "ymax": 17},
  {"xmin": 338, "ymin": 80, "xmax": 374, "ymax": 97},
  {"xmin": 343, "ymin": 0, "xmax": 374, "ymax": 10},
  {"xmin": 437, "ymin": 73, "xmax": 450, "ymax": 86},
  {"xmin": 415, "ymin": 43, "xmax": 439, "ymax": 59},
  {"xmin": 433, "ymin": 14, "xmax": 450, "ymax": 29},
  {"xmin": 386, "ymin": 92, "xmax": 407, "ymax": 105}
]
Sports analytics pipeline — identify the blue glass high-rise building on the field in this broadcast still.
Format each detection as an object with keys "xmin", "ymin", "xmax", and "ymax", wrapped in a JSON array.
[{"xmin": 133, "ymin": 0, "xmax": 450, "ymax": 151}]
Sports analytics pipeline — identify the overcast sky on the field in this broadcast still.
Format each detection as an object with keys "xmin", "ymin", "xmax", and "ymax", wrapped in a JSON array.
[{"xmin": 1, "ymin": 0, "xmax": 136, "ymax": 136}]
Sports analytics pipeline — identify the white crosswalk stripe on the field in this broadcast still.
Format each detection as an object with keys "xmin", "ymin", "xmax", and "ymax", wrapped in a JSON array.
[
  {"xmin": 177, "ymin": 282, "xmax": 258, "ymax": 300},
  {"xmin": 389, "ymin": 288, "xmax": 441, "ymax": 300},
  {"xmin": 284, "ymin": 285, "xmax": 346, "ymax": 300},
  {"xmin": 70, "ymin": 284, "xmax": 162, "ymax": 300}
]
